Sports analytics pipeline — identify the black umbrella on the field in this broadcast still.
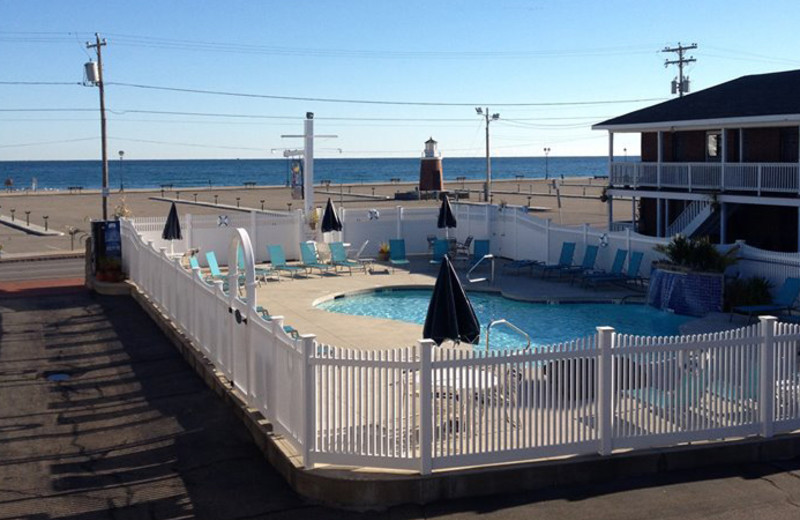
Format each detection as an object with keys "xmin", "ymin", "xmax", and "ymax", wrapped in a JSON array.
[
  {"xmin": 437, "ymin": 194, "xmax": 457, "ymax": 238},
  {"xmin": 321, "ymin": 197, "xmax": 343, "ymax": 233},
  {"xmin": 161, "ymin": 202, "xmax": 182, "ymax": 255},
  {"xmin": 423, "ymin": 255, "xmax": 480, "ymax": 345}
]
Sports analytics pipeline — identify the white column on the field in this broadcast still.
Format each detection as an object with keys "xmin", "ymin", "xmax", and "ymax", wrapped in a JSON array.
[
  {"xmin": 656, "ymin": 199, "xmax": 662, "ymax": 238},
  {"xmin": 739, "ymin": 128, "xmax": 744, "ymax": 162},
  {"xmin": 608, "ymin": 131, "xmax": 614, "ymax": 178},
  {"xmin": 759, "ymin": 316, "xmax": 776, "ymax": 438},
  {"xmin": 721, "ymin": 128, "xmax": 728, "ymax": 190},
  {"xmin": 303, "ymin": 116, "xmax": 315, "ymax": 216},
  {"xmin": 657, "ymin": 131, "xmax": 663, "ymax": 189}
]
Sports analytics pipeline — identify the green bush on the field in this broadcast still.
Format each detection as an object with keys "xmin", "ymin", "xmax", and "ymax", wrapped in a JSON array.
[
  {"xmin": 724, "ymin": 276, "xmax": 773, "ymax": 311},
  {"xmin": 654, "ymin": 235, "xmax": 738, "ymax": 273}
]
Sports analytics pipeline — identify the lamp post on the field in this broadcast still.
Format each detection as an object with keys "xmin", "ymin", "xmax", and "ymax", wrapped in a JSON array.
[
  {"xmin": 543, "ymin": 147, "xmax": 551, "ymax": 180},
  {"xmin": 118, "ymin": 150, "xmax": 125, "ymax": 191},
  {"xmin": 476, "ymin": 107, "xmax": 500, "ymax": 203}
]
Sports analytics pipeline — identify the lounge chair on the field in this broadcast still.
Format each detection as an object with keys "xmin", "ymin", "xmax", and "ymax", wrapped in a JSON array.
[
  {"xmin": 430, "ymin": 239, "xmax": 449, "ymax": 265},
  {"xmin": 502, "ymin": 258, "xmax": 541, "ymax": 275},
  {"xmin": 585, "ymin": 250, "xmax": 643, "ymax": 288},
  {"xmin": 255, "ymin": 306, "xmax": 299, "ymax": 338},
  {"xmin": 533, "ymin": 242, "xmax": 576, "ymax": 278},
  {"xmin": 560, "ymin": 244, "xmax": 599, "ymax": 282},
  {"xmin": 578, "ymin": 248, "xmax": 627, "ymax": 287},
  {"xmin": 456, "ymin": 235, "xmax": 474, "ymax": 260},
  {"xmin": 354, "ymin": 240, "xmax": 375, "ymax": 273},
  {"xmin": 299, "ymin": 242, "xmax": 336, "ymax": 275},
  {"xmin": 329, "ymin": 241, "xmax": 364, "ymax": 274},
  {"xmin": 188, "ymin": 255, "xmax": 200, "ymax": 270},
  {"xmin": 205, "ymin": 251, "xmax": 229, "ymax": 281},
  {"xmin": 470, "ymin": 239, "xmax": 491, "ymax": 268},
  {"xmin": 237, "ymin": 245, "xmax": 275, "ymax": 282},
  {"xmin": 389, "ymin": 239, "xmax": 410, "ymax": 272},
  {"xmin": 267, "ymin": 244, "xmax": 305, "ymax": 279},
  {"xmin": 732, "ymin": 277, "xmax": 800, "ymax": 322}
]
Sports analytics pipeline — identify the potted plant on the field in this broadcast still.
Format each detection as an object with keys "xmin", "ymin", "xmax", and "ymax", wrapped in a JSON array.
[
  {"xmin": 96, "ymin": 257, "xmax": 124, "ymax": 282},
  {"xmin": 378, "ymin": 242, "xmax": 390, "ymax": 261}
]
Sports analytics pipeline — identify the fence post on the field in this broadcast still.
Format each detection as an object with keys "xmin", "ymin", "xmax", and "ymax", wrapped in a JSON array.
[
  {"xmin": 597, "ymin": 326, "xmax": 615, "ymax": 456},
  {"xmin": 418, "ymin": 339, "xmax": 434, "ymax": 475},
  {"xmin": 301, "ymin": 335, "xmax": 316, "ymax": 469},
  {"xmin": 249, "ymin": 211, "xmax": 258, "ymax": 262},
  {"xmin": 759, "ymin": 316, "xmax": 776, "ymax": 438}
]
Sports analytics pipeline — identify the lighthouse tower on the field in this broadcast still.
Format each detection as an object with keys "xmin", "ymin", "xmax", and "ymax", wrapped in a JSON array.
[{"xmin": 419, "ymin": 137, "xmax": 444, "ymax": 192}]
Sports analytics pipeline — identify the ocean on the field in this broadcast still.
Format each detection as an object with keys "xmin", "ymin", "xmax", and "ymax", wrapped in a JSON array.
[{"xmin": 0, "ymin": 156, "xmax": 624, "ymax": 191}]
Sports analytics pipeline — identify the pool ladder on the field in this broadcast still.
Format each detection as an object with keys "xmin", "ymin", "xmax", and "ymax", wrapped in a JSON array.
[
  {"xmin": 467, "ymin": 254, "xmax": 495, "ymax": 285},
  {"xmin": 486, "ymin": 319, "xmax": 532, "ymax": 352}
]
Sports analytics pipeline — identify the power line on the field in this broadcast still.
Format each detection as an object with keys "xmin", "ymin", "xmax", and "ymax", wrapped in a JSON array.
[
  {"xmin": 0, "ymin": 81, "xmax": 82, "ymax": 85},
  {"xmin": 107, "ymin": 81, "xmax": 665, "ymax": 107},
  {"xmin": 663, "ymin": 43, "xmax": 697, "ymax": 97},
  {"xmin": 0, "ymin": 136, "xmax": 98, "ymax": 148}
]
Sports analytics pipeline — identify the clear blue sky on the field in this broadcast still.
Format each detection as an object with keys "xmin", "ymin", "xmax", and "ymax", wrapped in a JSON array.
[{"xmin": 2, "ymin": 0, "xmax": 799, "ymax": 161}]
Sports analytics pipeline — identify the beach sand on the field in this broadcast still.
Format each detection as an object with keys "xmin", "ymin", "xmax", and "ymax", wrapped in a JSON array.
[{"xmin": 0, "ymin": 177, "xmax": 609, "ymax": 255}]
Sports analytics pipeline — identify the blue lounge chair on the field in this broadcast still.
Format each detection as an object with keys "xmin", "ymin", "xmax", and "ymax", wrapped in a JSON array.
[
  {"xmin": 561, "ymin": 245, "xmax": 599, "ymax": 282},
  {"xmin": 204, "ymin": 251, "xmax": 227, "ymax": 281},
  {"xmin": 534, "ymin": 242, "xmax": 576, "ymax": 278},
  {"xmin": 732, "ymin": 277, "xmax": 800, "ymax": 322},
  {"xmin": 267, "ymin": 244, "xmax": 305, "ymax": 279},
  {"xmin": 585, "ymin": 250, "xmax": 643, "ymax": 288},
  {"xmin": 256, "ymin": 306, "xmax": 299, "ymax": 338},
  {"xmin": 430, "ymin": 239, "xmax": 449, "ymax": 265},
  {"xmin": 579, "ymin": 248, "xmax": 627, "ymax": 287},
  {"xmin": 237, "ymin": 245, "xmax": 275, "ymax": 282},
  {"xmin": 503, "ymin": 258, "xmax": 541, "ymax": 275},
  {"xmin": 389, "ymin": 239, "xmax": 410, "ymax": 272},
  {"xmin": 470, "ymin": 239, "xmax": 491, "ymax": 268},
  {"xmin": 189, "ymin": 255, "xmax": 200, "ymax": 270},
  {"xmin": 329, "ymin": 242, "xmax": 363, "ymax": 274},
  {"xmin": 299, "ymin": 242, "xmax": 336, "ymax": 275}
]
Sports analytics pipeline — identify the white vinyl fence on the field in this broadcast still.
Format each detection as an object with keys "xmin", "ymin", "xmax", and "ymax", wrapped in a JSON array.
[{"xmin": 122, "ymin": 218, "xmax": 800, "ymax": 474}]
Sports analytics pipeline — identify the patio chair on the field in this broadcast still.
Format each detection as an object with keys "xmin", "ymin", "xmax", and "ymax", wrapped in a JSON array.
[
  {"xmin": 502, "ymin": 258, "xmax": 541, "ymax": 276},
  {"xmin": 237, "ymin": 245, "xmax": 275, "ymax": 283},
  {"xmin": 585, "ymin": 250, "xmax": 643, "ymax": 288},
  {"xmin": 560, "ymin": 245, "xmax": 599, "ymax": 282},
  {"xmin": 299, "ymin": 242, "xmax": 336, "ymax": 275},
  {"xmin": 578, "ymin": 248, "xmax": 627, "ymax": 287},
  {"xmin": 204, "ymin": 251, "xmax": 229, "ymax": 281},
  {"xmin": 255, "ymin": 306, "xmax": 299, "ymax": 338},
  {"xmin": 456, "ymin": 235, "xmax": 474, "ymax": 259},
  {"xmin": 329, "ymin": 241, "xmax": 364, "ymax": 275},
  {"xmin": 732, "ymin": 277, "xmax": 800, "ymax": 322},
  {"xmin": 469, "ymin": 239, "xmax": 491, "ymax": 268},
  {"xmin": 389, "ymin": 239, "xmax": 410, "ymax": 272},
  {"xmin": 533, "ymin": 241, "xmax": 576, "ymax": 278},
  {"xmin": 267, "ymin": 244, "xmax": 305, "ymax": 279},
  {"xmin": 430, "ymin": 239, "xmax": 449, "ymax": 265},
  {"xmin": 354, "ymin": 240, "xmax": 375, "ymax": 273}
]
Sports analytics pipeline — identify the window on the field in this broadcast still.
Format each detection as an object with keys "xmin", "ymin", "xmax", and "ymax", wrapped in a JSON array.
[{"xmin": 706, "ymin": 131, "xmax": 721, "ymax": 161}]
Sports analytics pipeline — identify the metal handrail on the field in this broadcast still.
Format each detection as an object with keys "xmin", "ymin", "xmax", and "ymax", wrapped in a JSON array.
[
  {"xmin": 486, "ymin": 319, "xmax": 531, "ymax": 352},
  {"xmin": 467, "ymin": 254, "xmax": 494, "ymax": 284}
]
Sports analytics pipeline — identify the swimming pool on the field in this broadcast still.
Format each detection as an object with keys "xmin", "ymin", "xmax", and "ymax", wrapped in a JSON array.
[{"xmin": 317, "ymin": 289, "xmax": 692, "ymax": 350}]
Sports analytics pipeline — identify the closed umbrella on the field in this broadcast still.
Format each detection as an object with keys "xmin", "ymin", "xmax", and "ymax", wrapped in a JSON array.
[
  {"xmin": 437, "ymin": 193, "xmax": 457, "ymax": 239},
  {"xmin": 321, "ymin": 197, "xmax": 343, "ymax": 234},
  {"xmin": 161, "ymin": 202, "xmax": 182, "ymax": 255},
  {"xmin": 423, "ymin": 255, "xmax": 480, "ymax": 345}
]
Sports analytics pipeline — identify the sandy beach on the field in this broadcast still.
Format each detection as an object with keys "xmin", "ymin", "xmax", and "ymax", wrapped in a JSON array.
[{"xmin": 0, "ymin": 177, "xmax": 609, "ymax": 256}]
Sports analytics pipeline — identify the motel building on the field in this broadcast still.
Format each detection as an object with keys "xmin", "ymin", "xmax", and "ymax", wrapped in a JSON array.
[{"xmin": 594, "ymin": 69, "xmax": 800, "ymax": 252}]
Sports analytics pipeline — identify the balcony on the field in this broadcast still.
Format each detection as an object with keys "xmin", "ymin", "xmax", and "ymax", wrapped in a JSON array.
[{"xmin": 610, "ymin": 162, "xmax": 800, "ymax": 195}]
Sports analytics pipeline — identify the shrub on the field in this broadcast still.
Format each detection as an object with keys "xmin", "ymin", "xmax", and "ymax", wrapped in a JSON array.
[
  {"xmin": 654, "ymin": 235, "xmax": 738, "ymax": 273},
  {"xmin": 724, "ymin": 276, "xmax": 773, "ymax": 311}
]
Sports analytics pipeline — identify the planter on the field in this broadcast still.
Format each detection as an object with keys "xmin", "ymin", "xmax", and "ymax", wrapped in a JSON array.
[
  {"xmin": 648, "ymin": 267, "xmax": 724, "ymax": 317},
  {"xmin": 378, "ymin": 252, "xmax": 389, "ymax": 262}
]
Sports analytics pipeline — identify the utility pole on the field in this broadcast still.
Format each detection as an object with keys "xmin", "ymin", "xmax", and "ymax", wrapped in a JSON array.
[
  {"xmin": 86, "ymin": 33, "xmax": 109, "ymax": 219},
  {"xmin": 663, "ymin": 42, "xmax": 697, "ymax": 97},
  {"xmin": 476, "ymin": 107, "xmax": 499, "ymax": 203}
]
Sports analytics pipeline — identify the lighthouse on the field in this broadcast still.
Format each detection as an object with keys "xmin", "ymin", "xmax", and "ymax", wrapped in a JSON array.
[{"xmin": 419, "ymin": 137, "xmax": 444, "ymax": 192}]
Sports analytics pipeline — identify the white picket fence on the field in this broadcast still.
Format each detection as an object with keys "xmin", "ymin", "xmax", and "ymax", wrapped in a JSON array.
[{"xmin": 121, "ymin": 217, "xmax": 800, "ymax": 474}]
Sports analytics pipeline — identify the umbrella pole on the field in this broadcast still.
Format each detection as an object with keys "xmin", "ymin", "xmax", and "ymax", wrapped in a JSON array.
[{"xmin": 170, "ymin": 241, "xmax": 174, "ymax": 256}]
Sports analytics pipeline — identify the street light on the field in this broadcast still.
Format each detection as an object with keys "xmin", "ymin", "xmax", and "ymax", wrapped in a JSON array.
[
  {"xmin": 118, "ymin": 150, "xmax": 125, "ymax": 191},
  {"xmin": 476, "ymin": 107, "xmax": 500, "ymax": 203},
  {"xmin": 543, "ymin": 147, "xmax": 551, "ymax": 180}
]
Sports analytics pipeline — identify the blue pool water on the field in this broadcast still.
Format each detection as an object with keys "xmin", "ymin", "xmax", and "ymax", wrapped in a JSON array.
[{"xmin": 317, "ymin": 289, "xmax": 692, "ymax": 350}]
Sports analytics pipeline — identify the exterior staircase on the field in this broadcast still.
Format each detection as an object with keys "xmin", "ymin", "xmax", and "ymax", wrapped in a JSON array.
[{"xmin": 666, "ymin": 200, "xmax": 713, "ymax": 237}]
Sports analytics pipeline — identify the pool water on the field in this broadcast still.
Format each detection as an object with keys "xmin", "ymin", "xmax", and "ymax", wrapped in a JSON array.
[{"xmin": 317, "ymin": 289, "xmax": 692, "ymax": 350}]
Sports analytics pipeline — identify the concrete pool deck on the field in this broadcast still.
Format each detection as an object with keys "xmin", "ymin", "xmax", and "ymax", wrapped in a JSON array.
[{"xmin": 250, "ymin": 256, "xmax": 741, "ymax": 350}]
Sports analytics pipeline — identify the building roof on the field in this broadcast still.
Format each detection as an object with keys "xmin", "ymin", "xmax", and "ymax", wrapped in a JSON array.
[{"xmin": 594, "ymin": 69, "xmax": 800, "ymax": 131}]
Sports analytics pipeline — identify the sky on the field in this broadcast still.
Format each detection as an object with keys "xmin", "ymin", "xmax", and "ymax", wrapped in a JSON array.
[{"xmin": 2, "ymin": 0, "xmax": 800, "ymax": 161}]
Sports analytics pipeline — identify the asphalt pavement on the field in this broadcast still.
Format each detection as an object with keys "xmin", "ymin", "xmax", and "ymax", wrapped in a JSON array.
[{"xmin": 1, "ymin": 270, "xmax": 800, "ymax": 518}]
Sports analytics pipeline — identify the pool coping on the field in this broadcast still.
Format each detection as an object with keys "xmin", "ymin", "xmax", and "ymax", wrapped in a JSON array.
[{"xmin": 128, "ymin": 282, "xmax": 800, "ymax": 510}]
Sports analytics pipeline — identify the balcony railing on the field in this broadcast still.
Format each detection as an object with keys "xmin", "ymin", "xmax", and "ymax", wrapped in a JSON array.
[{"xmin": 610, "ymin": 162, "xmax": 800, "ymax": 195}]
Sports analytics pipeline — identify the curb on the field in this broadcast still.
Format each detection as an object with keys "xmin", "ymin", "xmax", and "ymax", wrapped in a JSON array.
[{"xmin": 124, "ymin": 284, "xmax": 800, "ymax": 510}]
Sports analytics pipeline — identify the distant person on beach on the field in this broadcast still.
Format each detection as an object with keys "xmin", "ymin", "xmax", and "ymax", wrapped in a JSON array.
[
  {"xmin": 4, "ymin": 177, "xmax": 12, "ymax": 191},
  {"xmin": 31, "ymin": 177, "xmax": 37, "ymax": 191}
]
